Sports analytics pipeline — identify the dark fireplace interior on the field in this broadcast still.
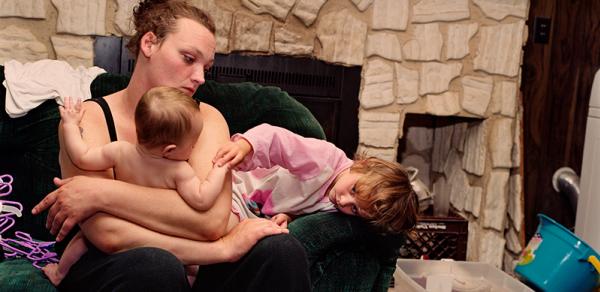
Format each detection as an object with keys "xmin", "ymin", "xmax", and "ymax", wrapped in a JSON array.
[{"xmin": 94, "ymin": 36, "xmax": 361, "ymax": 157}]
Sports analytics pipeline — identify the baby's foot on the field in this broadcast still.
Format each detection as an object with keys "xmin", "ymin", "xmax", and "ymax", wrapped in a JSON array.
[{"xmin": 42, "ymin": 263, "xmax": 65, "ymax": 286}]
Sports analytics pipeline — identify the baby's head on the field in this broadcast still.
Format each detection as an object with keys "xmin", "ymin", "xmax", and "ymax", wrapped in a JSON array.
[
  {"xmin": 329, "ymin": 155, "xmax": 419, "ymax": 234},
  {"xmin": 135, "ymin": 86, "xmax": 202, "ymax": 160}
]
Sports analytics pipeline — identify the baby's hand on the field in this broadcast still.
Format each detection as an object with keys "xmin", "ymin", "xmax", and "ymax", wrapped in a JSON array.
[
  {"xmin": 213, "ymin": 138, "xmax": 252, "ymax": 168},
  {"xmin": 59, "ymin": 96, "xmax": 85, "ymax": 125},
  {"xmin": 270, "ymin": 213, "xmax": 292, "ymax": 228}
]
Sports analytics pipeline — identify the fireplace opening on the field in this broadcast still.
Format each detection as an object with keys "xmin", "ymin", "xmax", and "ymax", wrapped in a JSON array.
[{"xmin": 398, "ymin": 113, "xmax": 483, "ymax": 217}]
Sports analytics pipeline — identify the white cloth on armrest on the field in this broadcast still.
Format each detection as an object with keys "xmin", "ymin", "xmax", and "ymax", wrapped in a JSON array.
[{"xmin": 3, "ymin": 59, "xmax": 106, "ymax": 118}]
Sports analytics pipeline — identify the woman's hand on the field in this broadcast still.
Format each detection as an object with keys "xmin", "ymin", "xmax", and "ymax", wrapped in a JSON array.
[
  {"xmin": 220, "ymin": 218, "xmax": 288, "ymax": 262},
  {"xmin": 213, "ymin": 138, "xmax": 252, "ymax": 168},
  {"xmin": 32, "ymin": 176, "xmax": 106, "ymax": 241},
  {"xmin": 270, "ymin": 213, "xmax": 292, "ymax": 228}
]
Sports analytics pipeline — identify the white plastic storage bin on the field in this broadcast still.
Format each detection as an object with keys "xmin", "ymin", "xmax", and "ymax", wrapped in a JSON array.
[
  {"xmin": 577, "ymin": 69, "xmax": 600, "ymax": 252},
  {"xmin": 392, "ymin": 259, "xmax": 533, "ymax": 292}
]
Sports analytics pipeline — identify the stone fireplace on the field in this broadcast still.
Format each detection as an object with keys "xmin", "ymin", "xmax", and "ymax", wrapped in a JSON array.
[{"xmin": 0, "ymin": 0, "xmax": 529, "ymax": 271}]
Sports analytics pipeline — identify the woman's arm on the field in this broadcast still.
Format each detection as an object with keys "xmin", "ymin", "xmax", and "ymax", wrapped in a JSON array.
[{"xmin": 34, "ymin": 101, "xmax": 233, "ymax": 243}]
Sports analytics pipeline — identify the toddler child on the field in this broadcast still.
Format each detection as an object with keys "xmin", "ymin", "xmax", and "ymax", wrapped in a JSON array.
[
  {"xmin": 42, "ymin": 86, "xmax": 228, "ymax": 285},
  {"xmin": 214, "ymin": 123, "xmax": 419, "ymax": 234}
]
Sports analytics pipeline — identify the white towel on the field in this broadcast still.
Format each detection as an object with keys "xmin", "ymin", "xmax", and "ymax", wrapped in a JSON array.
[{"xmin": 3, "ymin": 59, "xmax": 106, "ymax": 118}]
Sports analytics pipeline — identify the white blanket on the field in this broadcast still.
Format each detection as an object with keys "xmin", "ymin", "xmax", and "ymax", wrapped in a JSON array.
[{"xmin": 3, "ymin": 59, "xmax": 106, "ymax": 118}]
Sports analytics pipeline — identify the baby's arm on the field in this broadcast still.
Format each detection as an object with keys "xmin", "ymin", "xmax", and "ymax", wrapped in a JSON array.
[
  {"xmin": 60, "ymin": 97, "xmax": 120, "ymax": 171},
  {"xmin": 175, "ymin": 164, "xmax": 230, "ymax": 211}
]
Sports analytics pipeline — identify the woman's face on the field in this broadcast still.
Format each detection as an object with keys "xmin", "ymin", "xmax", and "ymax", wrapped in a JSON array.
[{"xmin": 146, "ymin": 18, "xmax": 216, "ymax": 96}]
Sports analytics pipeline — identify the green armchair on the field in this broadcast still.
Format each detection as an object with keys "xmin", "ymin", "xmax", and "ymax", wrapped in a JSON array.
[{"xmin": 0, "ymin": 67, "xmax": 402, "ymax": 291}]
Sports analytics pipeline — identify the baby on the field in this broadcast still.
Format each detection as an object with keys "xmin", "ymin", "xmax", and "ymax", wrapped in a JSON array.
[{"xmin": 43, "ymin": 87, "xmax": 228, "ymax": 285}]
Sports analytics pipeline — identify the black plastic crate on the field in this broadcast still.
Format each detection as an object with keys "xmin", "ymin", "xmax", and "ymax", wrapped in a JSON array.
[{"xmin": 400, "ymin": 211, "xmax": 468, "ymax": 260}]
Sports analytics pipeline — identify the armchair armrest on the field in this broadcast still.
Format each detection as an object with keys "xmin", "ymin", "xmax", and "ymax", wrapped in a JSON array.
[{"xmin": 289, "ymin": 212, "xmax": 405, "ymax": 292}]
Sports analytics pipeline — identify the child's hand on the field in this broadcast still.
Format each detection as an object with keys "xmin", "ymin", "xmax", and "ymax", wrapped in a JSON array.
[
  {"xmin": 213, "ymin": 138, "xmax": 252, "ymax": 168},
  {"xmin": 270, "ymin": 213, "xmax": 292, "ymax": 228},
  {"xmin": 59, "ymin": 96, "xmax": 85, "ymax": 125}
]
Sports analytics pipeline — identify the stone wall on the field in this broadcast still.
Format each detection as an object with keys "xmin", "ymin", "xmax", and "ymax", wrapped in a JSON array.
[{"xmin": 0, "ymin": 0, "xmax": 529, "ymax": 271}]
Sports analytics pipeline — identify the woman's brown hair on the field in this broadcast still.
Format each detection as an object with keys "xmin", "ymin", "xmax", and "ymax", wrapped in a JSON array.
[{"xmin": 127, "ymin": 0, "xmax": 216, "ymax": 58}]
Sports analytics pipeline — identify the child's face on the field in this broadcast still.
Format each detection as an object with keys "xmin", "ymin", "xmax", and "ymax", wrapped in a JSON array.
[{"xmin": 328, "ymin": 170, "xmax": 366, "ymax": 217}]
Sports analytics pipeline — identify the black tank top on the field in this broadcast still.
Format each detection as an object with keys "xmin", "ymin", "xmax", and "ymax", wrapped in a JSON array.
[{"xmin": 86, "ymin": 97, "xmax": 118, "ymax": 178}]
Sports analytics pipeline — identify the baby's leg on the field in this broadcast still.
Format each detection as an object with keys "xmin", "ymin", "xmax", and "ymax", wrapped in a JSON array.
[{"xmin": 42, "ymin": 231, "xmax": 88, "ymax": 286}]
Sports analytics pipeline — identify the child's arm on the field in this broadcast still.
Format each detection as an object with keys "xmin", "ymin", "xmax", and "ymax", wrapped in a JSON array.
[
  {"xmin": 59, "ymin": 97, "xmax": 119, "ymax": 171},
  {"xmin": 214, "ymin": 123, "xmax": 349, "ymax": 179},
  {"xmin": 175, "ymin": 164, "xmax": 229, "ymax": 211},
  {"xmin": 213, "ymin": 138, "xmax": 253, "ymax": 169}
]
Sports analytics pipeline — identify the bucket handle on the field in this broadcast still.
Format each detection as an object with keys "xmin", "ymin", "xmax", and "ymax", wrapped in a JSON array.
[{"xmin": 588, "ymin": 255, "xmax": 600, "ymax": 274}]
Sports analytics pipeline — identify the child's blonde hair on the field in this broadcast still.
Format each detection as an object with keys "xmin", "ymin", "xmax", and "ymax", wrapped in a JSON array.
[
  {"xmin": 350, "ymin": 155, "xmax": 419, "ymax": 234},
  {"xmin": 135, "ymin": 86, "xmax": 200, "ymax": 148}
]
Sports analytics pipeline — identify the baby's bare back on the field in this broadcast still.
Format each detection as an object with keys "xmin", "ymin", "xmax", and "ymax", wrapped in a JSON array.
[{"xmin": 113, "ymin": 143, "xmax": 183, "ymax": 190}]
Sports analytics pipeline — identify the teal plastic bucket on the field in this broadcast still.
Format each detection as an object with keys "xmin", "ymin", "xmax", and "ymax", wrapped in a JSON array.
[{"xmin": 514, "ymin": 214, "xmax": 600, "ymax": 291}]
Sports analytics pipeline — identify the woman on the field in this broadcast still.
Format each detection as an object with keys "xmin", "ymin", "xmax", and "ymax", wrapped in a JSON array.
[{"xmin": 32, "ymin": 1, "xmax": 310, "ymax": 291}]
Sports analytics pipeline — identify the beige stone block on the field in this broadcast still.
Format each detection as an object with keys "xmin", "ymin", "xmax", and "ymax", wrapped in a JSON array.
[
  {"xmin": 512, "ymin": 110, "xmax": 522, "ymax": 168},
  {"xmin": 479, "ymin": 229, "xmax": 506, "ymax": 268},
  {"xmin": 358, "ymin": 111, "xmax": 401, "ymax": 148},
  {"xmin": 394, "ymin": 64, "xmax": 419, "ymax": 104},
  {"xmin": 191, "ymin": 0, "xmax": 234, "ymax": 53},
  {"xmin": 469, "ymin": 186, "xmax": 483, "ymax": 218},
  {"xmin": 358, "ymin": 111, "xmax": 400, "ymax": 148},
  {"xmin": 505, "ymin": 226, "xmax": 522, "ymax": 254},
  {"xmin": 316, "ymin": 9, "xmax": 367, "ymax": 66},
  {"xmin": 241, "ymin": 0, "xmax": 295, "ymax": 21},
  {"xmin": 51, "ymin": 35, "xmax": 94, "ymax": 68},
  {"xmin": 114, "ymin": 0, "xmax": 137, "ymax": 36},
  {"xmin": 360, "ymin": 59, "xmax": 395, "ymax": 109},
  {"xmin": 446, "ymin": 23, "xmax": 478, "ymax": 60},
  {"xmin": 366, "ymin": 32, "xmax": 402, "ymax": 61},
  {"xmin": 292, "ymin": 0, "xmax": 327, "ymax": 27},
  {"xmin": 52, "ymin": 0, "xmax": 106, "ymax": 35},
  {"xmin": 490, "ymin": 118, "xmax": 514, "ymax": 168},
  {"xmin": 474, "ymin": 21, "xmax": 526, "ymax": 77},
  {"xmin": 0, "ymin": 26, "xmax": 48, "ymax": 64},
  {"xmin": 462, "ymin": 120, "xmax": 488, "ymax": 176},
  {"xmin": 351, "ymin": 0, "xmax": 373, "ymax": 11},
  {"xmin": 499, "ymin": 81, "xmax": 518, "ymax": 117},
  {"xmin": 483, "ymin": 169, "xmax": 510, "ymax": 231},
  {"xmin": 425, "ymin": 92, "xmax": 461, "ymax": 116},
  {"xmin": 231, "ymin": 13, "xmax": 272, "ymax": 53},
  {"xmin": 452, "ymin": 122, "xmax": 468, "ymax": 153},
  {"xmin": 473, "ymin": 0, "xmax": 529, "ymax": 21},
  {"xmin": 412, "ymin": 0, "xmax": 470, "ymax": 23},
  {"xmin": 508, "ymin": 174, "xmax": 523, "ymax": 232},
  {"xmin": 274, "ymin": 26, "xmax": 313, "ymax": 55},
  {"xmin": 420, "ymin": 62, "xmax": 462, "ymax": 95},
  {"xmin": 461, "ymin": 75, "xmax": 493, "ymax": 117},
  {"xmin": 503, "ymin": 251, "xmax": 518, "ymax": 275},
  {"xmin": 357, "ymin": 145, "xmax": 397, "ymax": 162},
  {"xmin": 403, "ymin": 23, "xmax": 443, "ymax": 61},
  {"xmin": 372, "ymin": 0, "xmax": 408, "ymax": 31},
  {"xmin": 0, "ymin": 0, "xmax": 46, "ymax": 19},
  {"xmin": 432, "ymin": 125, "xmax": 454, "ymax": 173},
  {"xmin": 404, "ymin": 126, "xmax": 433, "ymax": 153},
  {"xmin": 467, "ymin": 220, "xmax": 480, "ymax": 261}
]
